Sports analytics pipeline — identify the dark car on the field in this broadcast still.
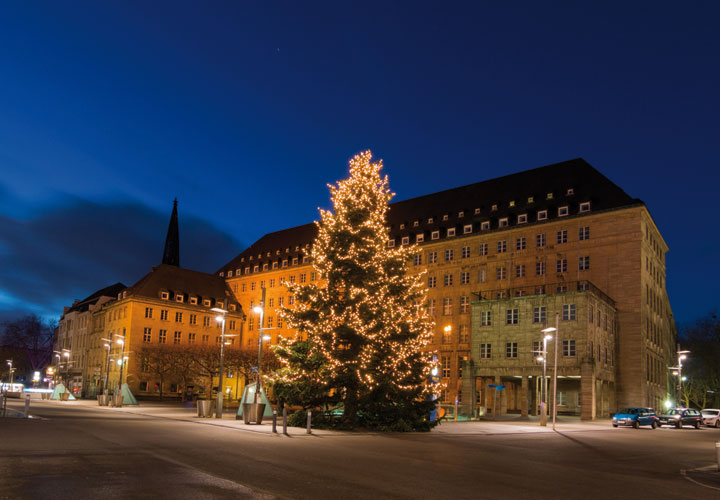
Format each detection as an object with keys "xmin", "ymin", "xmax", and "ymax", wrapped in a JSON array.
[
  {"xmin": 612, "ymin": 407, "xmax": 659, "ymax": 428},
  {"xmin": 657, "ymin": 408, "xmax": 703, "ymax": 428}
]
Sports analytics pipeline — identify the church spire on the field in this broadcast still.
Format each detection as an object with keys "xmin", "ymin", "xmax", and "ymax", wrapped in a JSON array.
[{"xmin": 161, "ymin": 198, "xmax": 180, "ymax": 267}]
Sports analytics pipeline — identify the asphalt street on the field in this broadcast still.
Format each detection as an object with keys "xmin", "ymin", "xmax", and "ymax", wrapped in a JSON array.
[{"xmin": 1, "ymin": 400, "xmax": 719, "ymax": 499}]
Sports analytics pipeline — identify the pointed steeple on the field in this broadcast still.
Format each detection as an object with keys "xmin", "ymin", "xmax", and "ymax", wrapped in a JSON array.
[{"xmin": 161, "ymin": 198, "xmax": 180, "ymax": 267}]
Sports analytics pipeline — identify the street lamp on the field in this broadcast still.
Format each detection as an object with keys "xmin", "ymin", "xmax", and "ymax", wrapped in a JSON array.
[
  {"xmin": 62, "ymin": 349, "xmax": 71, "ymax": 389},
  {"xmin": 543, "ymin": 313, "xmax": 560, "ymax": 430},
  {"xmin": 211, "ymin": 305, "xmax": 228, "ymax": 419},
  {"xmin": 537, "ymin": 331, "xmax": 553, "ymax": 426},
  {"xmin": 252, "ymin": 286, "xmax": 271, "ymax": 407},
  {"xmin": 115, "ymin": 331, "xmax": 126, "ymax": 398},
  {"xmin": 101, "ymin": 338, "xmax": 112, "ymax": 396},
  {"xmin": 6, "ymin": 360, "xmax": 13, "ymax": 385},
  {"xmin": 668, "ymin": 348, "xmax": 690, "ymax": 407}
]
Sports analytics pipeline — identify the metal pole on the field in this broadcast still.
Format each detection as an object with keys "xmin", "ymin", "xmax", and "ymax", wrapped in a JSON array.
[
  {"xmin": 272, "ymin": 409, "xmax": 277, "ymax": 433},
  {"xmin": 677, "ymin": 346, "xmax": 683, "ymax": 406},
  {"xmin": 552, "ymin": 313, "xmax": 559, "ymax": 430},
  {"xmin": 104, "ymin": 344, "xmax": 111, "ymax": 395},
  {"xmin": 255, "ymin": 287, "xmax": 266, "ymax": 405},
  {"xmin": 307, "ymin": 410, "xmax": 312, "ymax": 434},
  {"xmin": 283, "ymin": 407, "xmax": 288, "ymax": 435},
  {"xmin": 216, "ymin": 310, "xmax": 226, "ymax": 419},
  {"xmin": 24, "ymin": 394, "xmax": 30, "ymax": 418},
  {"xmin": 540, "ymin": 337, "xmax": 547, "ymax": 426},
  {"xmin": 715, "ymin": 441, "xmax": 720, "ymax": 472},
  {"xmin": 8, "ymin": 361, "xmax": 13, "ymax": 385}
]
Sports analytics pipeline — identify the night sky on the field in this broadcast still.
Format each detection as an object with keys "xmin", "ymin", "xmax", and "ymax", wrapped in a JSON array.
[{"xmin": 0, "ymin": 2, "xmax": 718, "ymax": 326}]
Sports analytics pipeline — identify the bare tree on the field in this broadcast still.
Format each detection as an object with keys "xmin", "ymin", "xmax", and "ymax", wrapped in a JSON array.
[{"xmin": 1, "ymin": 315, "xmax": 55, "ymax": 376}]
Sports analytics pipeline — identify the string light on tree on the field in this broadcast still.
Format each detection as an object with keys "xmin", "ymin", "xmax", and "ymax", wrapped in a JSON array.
[{"xmin": 271, "ymin": 150, "xmax": 438, "ymax": 431}]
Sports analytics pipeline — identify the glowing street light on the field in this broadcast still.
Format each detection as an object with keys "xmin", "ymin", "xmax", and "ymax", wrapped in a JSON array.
[
  {"xmin": 541, "ymin": 314, "xmax": 559, "ymax": 429},
  {"xmin": 211, "ymin": 305, "xmax": 228, "ymax": 419}
]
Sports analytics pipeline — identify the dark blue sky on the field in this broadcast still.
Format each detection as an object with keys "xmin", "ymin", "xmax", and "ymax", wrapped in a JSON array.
[{"xmin": 0, "ymin": 1, "xmax": 717, "ymax": 325}]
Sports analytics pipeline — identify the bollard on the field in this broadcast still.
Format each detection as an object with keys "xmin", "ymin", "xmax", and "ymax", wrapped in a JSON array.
[
  {"xmin": 716, "ymin": 441, "xmax": 720, "ymax": 472},
  {"xmin": 24, "ymin": 394, "xmax": 30, "ymax": 418},
  {"xmin": 282, "ymin": 408, "xmax": 288, "ymax": 435},
  {"xmin": 307, "ymin": 410, "xmax": 312, "ymax": 434},
  {"xmin": 272, "ymin": 409, "xmax": 277, "ymax": 433}
]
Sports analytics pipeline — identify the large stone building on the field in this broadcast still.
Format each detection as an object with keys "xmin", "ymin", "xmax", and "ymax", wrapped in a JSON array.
[
  {"xmin": 55, "ymin": 283, "xmax": 126, "ymax": 396},
  {"xmin": 217, "ymin": 158, "xmax": 676, "ymax": 416}
]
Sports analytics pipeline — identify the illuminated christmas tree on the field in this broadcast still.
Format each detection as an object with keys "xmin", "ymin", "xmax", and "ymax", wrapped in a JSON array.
[{"xmin": 276, "ymin": 150, "xmax": 437, "ymax": 431}]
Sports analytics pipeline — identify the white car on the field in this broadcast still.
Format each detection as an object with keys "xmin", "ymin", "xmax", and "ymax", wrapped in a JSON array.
[{"xmin": 701, "ymin": 409, "xmax": 720, "ymax": 427}]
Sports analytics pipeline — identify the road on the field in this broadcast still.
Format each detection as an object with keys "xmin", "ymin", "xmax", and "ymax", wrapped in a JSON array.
[{"xmin": 1, "ymin": 400, "xmax": 719, "ymax": 499}]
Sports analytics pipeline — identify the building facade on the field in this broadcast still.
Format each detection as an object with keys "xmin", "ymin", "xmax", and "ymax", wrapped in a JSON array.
[{"xmin": 218, "ymin": 158, "xmax": 676, "ymax": 415}]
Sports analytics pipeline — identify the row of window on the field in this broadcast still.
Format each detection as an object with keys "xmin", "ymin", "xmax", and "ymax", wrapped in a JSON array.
[
  {"xmin": 226, "ymin": 255, "xmax": 312, "ymax": 277},
  {"xmin": 414, "ymin": 227, "xmax": 591, "ymax": 266},
  {"xmin": 475, "ymin": 340, "xmax": 577, "ymax": 361},
  {"xmin": 142, "ymin": 308, "xmax": 237, "ymax": 329},
  {"xmin": 238, "ymin": 275, "xmax": 315, "ymax": 293},
  {"xmin": 479, "ymin": 305, "xmax": 577, "ymax": 326}
]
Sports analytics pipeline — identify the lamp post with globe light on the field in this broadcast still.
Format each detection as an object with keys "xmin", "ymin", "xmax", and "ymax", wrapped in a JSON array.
[
  {"xmin": 541, "ymin": 313, "xmax": 560, "ymax": 429},
  {"xmin": 211, "ymin": 304, "xmax": 228, "ymax": 418}
]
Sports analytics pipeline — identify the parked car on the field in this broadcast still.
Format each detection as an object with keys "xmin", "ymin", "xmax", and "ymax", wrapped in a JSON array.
[
  {"xmin": 701, "ymin": 409, "xmax": 720, "ymax": 428},
  {"xmin": 657, "ymin": 408, "xmax": 703, "ymax": 428},
  {"xmin": 612, "ymin": 407, "xmax": 659, "ymax": 428}
]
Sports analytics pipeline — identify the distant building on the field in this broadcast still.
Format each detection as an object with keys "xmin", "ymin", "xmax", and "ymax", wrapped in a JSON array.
[
  {"xmin": 55, "ymin": 283, "xmax": 126, "ymax": 396},
  {"xmin": 217, "ymin": 158, "xmax": 676, "ymax": 417}
]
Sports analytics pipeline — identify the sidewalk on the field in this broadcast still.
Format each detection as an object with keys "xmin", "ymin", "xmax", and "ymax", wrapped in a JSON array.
[{"xmin": 33, "ymin": 399, "xmax": 615, "ymax": 437}]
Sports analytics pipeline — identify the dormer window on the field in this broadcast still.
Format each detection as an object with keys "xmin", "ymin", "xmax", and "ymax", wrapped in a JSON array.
[
  {"xmin": 537, "ymin": 210, "xmax": 548, "ymax": 220},
  {"xmin": 219, "ymin": 272, "xmax": 224, "ymax": 277},
  {"xmin": 272, "ymin": 262, "xmax": 278, "ymax": 269},
  {"xmin": 442, "ymin": 214, "xmax": 448, "ymax": 221},
  {"xmin": 176, "ymin": 294, "xmax": 184, "ymax": 303},
  {"xmin": 474, "ymin": 208, "xmax": 481, "ymax": 215},
  {"xmin": 527, "ymin": 197, "xmax": 534, "ymax": 204},
  {"xmin": 190, "ymin": 297, "xmax": 198, "ymax": 305},
  {"xmin": 302, "ymin": 256, "xmax": 309, "ymax": 263},
  {"xmin": 458, "ymin": 211, "xmax": 464, "ymax": 218},
  {"xmin": 428, "ymin": 217, "xmax": 434, "ymax": 224},
  {"xmin": 463, "ymin": 224, "xmax": 472, "ymax": 234},
  {"xmin": 161, "ymin": 292, "xmax": 169, "ymax": 300},
  {"xmin": 546, "ymin": 193, "xmax": 554, "ymax": 200},
  {"xmin": 263, "ymin": 264, "xmax": 268, "ymax": 271},
  {"xmin": 491, "ymin": 204, "xmax": 498, "ymax": 211},
  {"xmin": 509, "ymin": 201, "xmax": 516, "ymax": 208},
  {"xmin": 499, "ymin": 218, "xmax": 509, "ymax": 227},
  {"xmin": 253, "ymin": 265, "xmax": 259, "ymax": 272},
  {"xmin": 401, "ymin": 236, "xmax": 409, "ymax": 245},
  {"xmin": 240, "ymin": 257, "xmax": 245, "ymax": 263},
  {"xmin": 567, "ymin": 188, "xmax": 574, "ymax": 196},
  {"xmin": 249, "ymin": 256, "xmax": 253, "ymax": 261},
  {"xmin": 518, "ymin": 214, "xmax": 528, "ymax": 224},
  {"xmin": 481, "ymin": 221, "xmax": 490, "ymax": 230},
  {"xmin": 227, "ymin": 270, "xmax": 233, "ymax": 277},
  {"xmin": 257, "ymin": 254, "xmax": 262, "ymax": 259},
  {"xmin": 295, "ymin": 246, "xmax": 300, "ymax": 251},
  {"xmin": 285, "ymin": 247, "xmax": 290, "ymax": 253},
  {"xmin": 447, "ymin": 228, "xmax": 456, "ymax": 237},
  {"xmin": 292, "ymin": 258, "xmax": 299, "ymax": 265},
  {"xmin": 413, "ymin": 220, "xmax": 419, "ymax": 227},
  {"xmin": 203, "ymin": 299, "xmax": 211, "ymax": 307},
  {"xmin": 558, "ymin": 206, "xmax": 569, "ymax": 217},
  {"xmin": 276, "ymin": 250, "xmax": 280, "ymax": 255},
  {"xmin": 387, "ymin": 239, "xmax": 395, "ymax": 248},
  {"xmin": 416, "ymin": 234, "xmax": 425, "ymax": 243},
  {"xmin": 579, "ymin": 201, "xmax": 591, "ymax": 213},
  {"xmin": 431, "ymin": 230, "xmax": 440, "ymax": 240},
  {"xmin": 236, "ymin": 268, "xmax": 241, "ymax": 276},
  {"xmin": 266, "ymin": 252, "xmax": 271, "ymax": 257},
  {"xmin": 229, "ymin": 304, "xmax": 236, "ymax": 311},
  {"xmin": 244, "ymin": 267, "xmax": 250, "ymax": 274},
  {"xmin": 282, "ymin": 260, "xmax": 288, "ymax": 268},
  {"xmin": 400, "ymin": 223, "xmax": 405, "ymax": 230}
]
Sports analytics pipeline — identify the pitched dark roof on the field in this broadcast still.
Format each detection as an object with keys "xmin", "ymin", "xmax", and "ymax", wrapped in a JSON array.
[
  {"xmin": 218, "ymin": 158, "xmax": 641, "ymax": 276},
  {"xmin": 127, "ymin": 264, "xmax": 240, "ymax": 310},
  {"xmin": 65, "ymin": 282, "xmax": 126, "ymax": 314}
]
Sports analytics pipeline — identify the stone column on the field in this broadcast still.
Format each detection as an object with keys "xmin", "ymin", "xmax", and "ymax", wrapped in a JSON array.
[
  {"xmin": 460, "ymin": 360, "xmax": 476, "ymax": 418},
  {"xmin": 580, "ymin": 362, "xmax": 596, "ymax": 420},
  {"xmin": 520, "ymin": 374, "xmax": 528, "ymax": 417}
]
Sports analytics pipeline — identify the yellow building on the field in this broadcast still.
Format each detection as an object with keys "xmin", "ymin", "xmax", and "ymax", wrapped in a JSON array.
[
  {"xmin": 217, "ymin": 159, "xmax": 675, "ymax": 414},
  {"xmin": 87, "ymin": 264, "xmax": 246, "ymax": 399}
]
